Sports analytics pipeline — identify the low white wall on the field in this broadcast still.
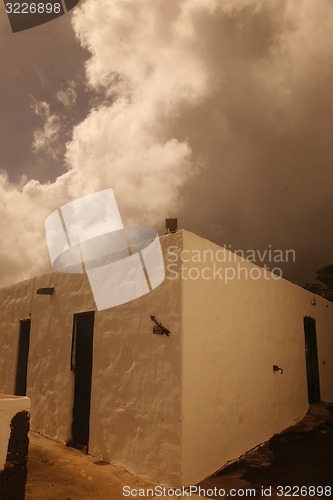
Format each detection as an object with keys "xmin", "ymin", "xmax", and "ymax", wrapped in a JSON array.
[
  {"xmin": 0, "ymin": 233, "xmax": 183, "ymax": 486},
  {"xmin": 180, "ymin": 230, "xmax": 333, "ymax": 485},
  {"xmin": 0, "ymin": 395, "xmax": 31, "ymax": 471}
]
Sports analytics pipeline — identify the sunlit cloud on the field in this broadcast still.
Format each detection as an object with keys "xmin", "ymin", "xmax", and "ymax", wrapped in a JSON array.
[{"xmin": 31, "ymin": 100, "xmax": 61, "ymax": 160}]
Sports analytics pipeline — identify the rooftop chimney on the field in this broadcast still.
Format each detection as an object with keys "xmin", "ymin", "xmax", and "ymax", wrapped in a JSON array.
[{"xmin": 165, "ymin": 218, "xmax": 178, "ymax": 234}]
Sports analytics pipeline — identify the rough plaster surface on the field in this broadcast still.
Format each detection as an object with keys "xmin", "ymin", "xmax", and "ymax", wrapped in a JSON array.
[
  {"xmin": 0, "ymin": 233, "xmax": 182, "ymax": 486},
  {"xmin": 88, "ymin": 234, "xmax": 182, "ymax": 484},
  {"xmin": 0, "ymin": 230, "xmax": 332, "ymax": 487},
  {"xmin": 180, "ymin": 230, "xmax": 333, "ymax": 485},
  {"xmin": 0, "ymin": 395, "xmax": 31, "ymax": 470}
]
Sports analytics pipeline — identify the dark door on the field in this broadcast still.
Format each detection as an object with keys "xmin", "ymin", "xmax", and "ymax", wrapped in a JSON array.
[
  {"xmin": 15, "ymin": 320, "xmax": 31, "ymax": 396},
  {"xmin": 71, "ymin": 312, "xmax": 95, "ymax": 451},
  {"xmin": 304, "ymin": 317, "xmax": 321, "ymax": 403}
]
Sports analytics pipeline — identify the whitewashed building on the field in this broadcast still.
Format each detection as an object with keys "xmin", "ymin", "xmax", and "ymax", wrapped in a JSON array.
[{"xmin": 0, "ymin": 230, "xmax": 332, "ymax": 486}]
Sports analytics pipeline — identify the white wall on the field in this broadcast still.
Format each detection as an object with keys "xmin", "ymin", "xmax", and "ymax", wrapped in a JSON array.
[
  {"xmin": 0, "ymin": 279, "xmax": 32, "ymax": 395},
  {"xmin": 180, "ymin": 230, "xmax": 333, "ymax": 485},
  {"xmin": 0, "ymin": 395, "xmax": 31, "ymax": 470},
  {"xmin": 1, "ymin": 229, "xmax": 332, "ymax": 487},
  {"xmin": 0, "ymin": 233, "xmax": 183, "ymax": 486},
  {"xmin": 88, "ymin": 233, "xmax": 182, "ymax": 484}
]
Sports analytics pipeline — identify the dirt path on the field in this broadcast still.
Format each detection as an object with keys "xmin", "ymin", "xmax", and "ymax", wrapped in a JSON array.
[
  {"xmin": 26, "ymin": 404, "xmax": 333, "ymax": 499},
  {"xmin": 26, "ymin": 432, "xmax": 156, "ymax": 499}
]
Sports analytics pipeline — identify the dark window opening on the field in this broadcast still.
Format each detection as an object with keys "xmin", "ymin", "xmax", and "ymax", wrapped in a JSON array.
[
  {"xmin": 303, "ymin": 316, "xmax": 321, "ymax": 404},
  {"xmin": 15, "ymin": 319, "xmax": 31, "ymax": 396},
  {"xmin": 70, "ymin": 311, "xmax": 95, "ymax": 452}
]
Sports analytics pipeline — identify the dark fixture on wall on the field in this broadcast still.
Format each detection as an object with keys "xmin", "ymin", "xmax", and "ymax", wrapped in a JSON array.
[
  {"xmin": 150, "ymin": 315, "xmax": 170, "ymax": 336},
  {"xmin": 273, "ymin": 365, "xmax": 283, "ymax": 374},
  {"xmin": 36, "ymin": 288, "xmax": 54, "ymax": 295},
  {"xmin": 165, "ymin": 218, "xmax": 178, "ymax": 234}
]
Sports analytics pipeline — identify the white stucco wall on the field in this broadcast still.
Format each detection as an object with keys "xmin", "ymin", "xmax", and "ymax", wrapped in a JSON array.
[
  {"xmin": 0, "ymin": 233, "xmax": 182, "ymax": 486},
  {"xmin": 180, "ymin": 230, "xmax": 333, "ymax": 485},
  {"xmin": 0, "ymin": 229, "xmax": 332, "ymax": 487},
  {"xmin": 88, "ymin": 232, "xmax": 182, "ymax": 484},
  {"xmin": 0, "ymin": 279, "xmax": 33, "ymax": 395}
]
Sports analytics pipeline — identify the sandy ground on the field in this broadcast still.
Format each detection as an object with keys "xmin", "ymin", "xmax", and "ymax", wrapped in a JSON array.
[
  {"xmin": 26, "ymin": 403, "xmax": 333, "ymax": 499},
  {"xmin": 26, "ymin": 432, "xmax": 151, "ymax": 499},
  {"xmin": 26, "ymin": 433, "xmax": 204, "ymax": 499}
]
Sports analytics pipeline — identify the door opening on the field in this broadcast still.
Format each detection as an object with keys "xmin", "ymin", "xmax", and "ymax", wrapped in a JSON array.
[
  {"xmin": 15, "ymin": 319, "xmax": 31, "ymax": 396},
  {"xmin": 303, "ymin": 316, "xmax": 321, "ymax": 404},
  {"xmin": 70, "ymin": 311, "xmax": 95, "ymax": 452}
]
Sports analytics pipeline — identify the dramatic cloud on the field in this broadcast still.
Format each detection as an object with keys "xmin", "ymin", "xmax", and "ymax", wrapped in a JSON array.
[
  {"xmin": 32, "ymin": 100, "xmax": 61, "ymax": 159},
  {"xmin": 0, "ymin": 0, "xmax": 332, "ymax": 287},
  {"xmin": 69, "ymin": 0, "xmax": 333, "ymax": 282}
]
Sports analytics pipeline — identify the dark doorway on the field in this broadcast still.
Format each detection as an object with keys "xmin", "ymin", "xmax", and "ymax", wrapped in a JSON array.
[
  {"xmin": 303, "ymin": 317, "xmax": 321, "ymax": 404},
  {"xmin": 70, "ymin": 312, "xmax": 95, "ymax": 452},
  {"xmin": 15, "ymin": 320, "xmax": 31, "ymax": 396}
]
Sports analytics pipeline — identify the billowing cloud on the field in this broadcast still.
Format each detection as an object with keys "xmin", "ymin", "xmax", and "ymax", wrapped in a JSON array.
[
  {"xmin": 32, "ymin": 100, "xmax": 61, "ymax": 159},
  {"xmin": 69, "ymin": 0, "xmax": 333, "ymax": 282},
  {"xmin": 0, "ymin": 0, "xmax": 332, "ymax": 287}
]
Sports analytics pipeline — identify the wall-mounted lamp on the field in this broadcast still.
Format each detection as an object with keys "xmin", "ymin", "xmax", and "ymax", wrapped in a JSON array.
[
  {"xmin": 150, "ymin": 315, "xmax": 170, "ymax": 336},
  {"xmin": 273, "ymin": 365, "xmax": 283, "ymax": 375},
  {"xmin": 36, "ymin": 288, "xmax": 54, "ymax": 295}
]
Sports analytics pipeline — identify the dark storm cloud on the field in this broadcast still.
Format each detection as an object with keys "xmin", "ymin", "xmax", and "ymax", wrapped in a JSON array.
[{"xmin": 167, "ymin": 1, "xmax": 333, "ymax": 284}]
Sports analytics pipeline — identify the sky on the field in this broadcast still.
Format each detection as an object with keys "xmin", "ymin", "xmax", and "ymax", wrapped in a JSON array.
[{"xmin": 0, "ymin": 0, "xmax": 332, "ymax": 288}]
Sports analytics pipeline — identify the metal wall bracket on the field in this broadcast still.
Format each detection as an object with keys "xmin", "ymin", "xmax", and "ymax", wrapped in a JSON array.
[{"xmin": 150, "ymin": 315, "xmax": 170, "ymax": 336}]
